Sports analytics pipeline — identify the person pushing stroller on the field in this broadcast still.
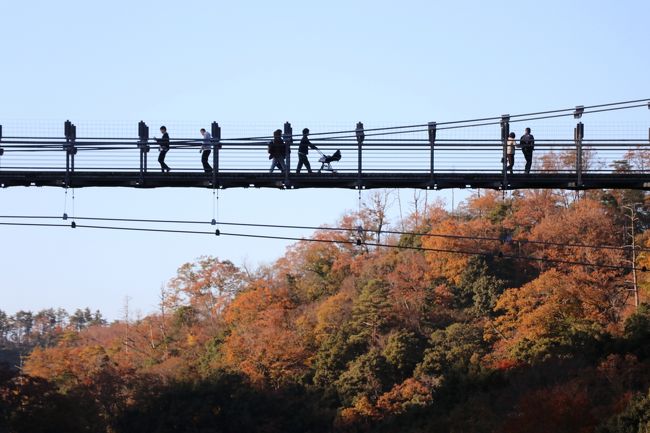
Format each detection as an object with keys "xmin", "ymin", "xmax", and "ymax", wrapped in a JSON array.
[{"xmin": 296, "ymin": 128, "xmax": 318, "ymax": 173}]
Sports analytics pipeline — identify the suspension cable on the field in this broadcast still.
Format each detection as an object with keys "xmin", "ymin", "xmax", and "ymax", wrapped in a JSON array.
[{"xmin": 0, "ymin": 220, "xmax": 643, "ymax": 272}]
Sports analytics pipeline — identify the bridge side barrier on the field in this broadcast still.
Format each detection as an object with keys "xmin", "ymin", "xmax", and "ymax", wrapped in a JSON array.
[
  {"xmin": 0, "ymin": 126, "xmax": 648, "ymax": 178},
  {"xmin": 0, "ymin": 138, "xmax": 645, "ymax": 175}
]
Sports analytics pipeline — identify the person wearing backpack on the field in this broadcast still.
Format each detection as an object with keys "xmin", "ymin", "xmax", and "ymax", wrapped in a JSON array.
[{"xmin": 268, "ymin": 129, "xmax": 286, "ymax": 173}]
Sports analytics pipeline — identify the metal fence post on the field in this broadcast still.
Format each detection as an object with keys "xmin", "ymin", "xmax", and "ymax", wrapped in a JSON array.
[
  {"xmin": 501, "ymin": 115, "xmax": 510, "ymax": 187},
  {"xmin": 70, "ymin": 123, "xmax": 76, "ymax": 172},
  {"xmin": 356, "ymin": 122, "xmax": 365, "ymax": 188},
  {"xmin": 428, "ymin": 122, "xmax": 436, "ymax": 179},
  {"xmin": 0, "ymin": 125, "xmax": 4, "ymax": 170},
  {"xmin": 575, "ymin": 121, "xmax": 584, "ymax": 186},
  {"xmin": 283, "ymin": 122, "xmax": 293, "ymax": 184},
  {"xmin": 211, "ymin": 121, "xmax": 221, "ymax": 187},
  {"xmin": 573, "ymin": 106, "xmax": 585, "ymax": 188},
  {"xmin": 64, "ymin": 120, "xmax": 77, "ymax": 186}
]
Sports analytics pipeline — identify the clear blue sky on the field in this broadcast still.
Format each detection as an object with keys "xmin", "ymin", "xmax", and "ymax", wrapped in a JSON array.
[{"xmin": 1, "ymin": 0, "xmax": 649, "ymax": 320}]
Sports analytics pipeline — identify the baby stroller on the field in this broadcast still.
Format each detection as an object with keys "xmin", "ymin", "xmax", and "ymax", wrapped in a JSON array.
[{"xmin": 317, "ymin": 149, "xmax": 342, "ymax": 173}]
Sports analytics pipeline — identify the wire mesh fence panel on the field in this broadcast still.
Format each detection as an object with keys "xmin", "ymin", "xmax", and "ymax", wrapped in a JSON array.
[{"xmin": 0, "ymin": 117, "xmax": 648, "ymax": 175}]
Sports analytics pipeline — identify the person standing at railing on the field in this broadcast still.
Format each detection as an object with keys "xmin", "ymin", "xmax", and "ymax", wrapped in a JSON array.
[
  {"xmin": 200, "ymin": 128, "xmax": 213, "ymax": 173},
  {"xmin": 519, "ymin": 127, "xmax": 535, "ymax": 174},
  {"xmin": 506, "ymin": 132, "xmax": 516, "ymax": 174},
  {"xmin": 155, "ymin": 126, "xmax": 171, "ymax": 172},
  {"xmin": 296, "ymin": 128, "xmax": 318, "ymax": 173},
  {"xmin": 268, "ymin": 129, "xmax": 286, "ymax": 173}
]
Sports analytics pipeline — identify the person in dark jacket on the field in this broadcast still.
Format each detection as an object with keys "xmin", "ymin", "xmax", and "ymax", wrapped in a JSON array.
[
  {"xmin": 268, "ymin": 129, "xmax": 286, "ymax": 173},
  {"xmin": 155, "ymin": 126, "xmax": 171, "ymax": 172},
  {"xmin": 296, "ymin": 128, "xmax": 318, "ymax": 173},
  {"xmin": 519, "ymin": 127, "xmax": 535, "ymax": 174}
]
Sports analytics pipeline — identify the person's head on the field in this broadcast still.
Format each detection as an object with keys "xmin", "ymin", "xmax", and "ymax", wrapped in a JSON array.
[
  {"xmin": 509, "ymin": 132, "xmax": 515, "ymax": 138},
  {"xmin": 302, "ymin": 128, "xmax": 309, "ymax": 136},
  {"xmin": 525, "ymin": 127, "xmax": 531, "ymax": 134},
  {"xmin": 160, "ymin": 126, "xmax": 167, "ymax": 133},
  {"xmin": 273, "ymin": 129, "xmax": 282, "ymax": 138},
  {"xmin": 200, "ymin": 128, "xmax": 206, "ymax": 135}
]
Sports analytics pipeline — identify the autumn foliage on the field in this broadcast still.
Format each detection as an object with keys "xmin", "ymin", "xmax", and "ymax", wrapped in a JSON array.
[{"xmin": 3, "ymin": 189, "xmax": 650, "ymax": 432}]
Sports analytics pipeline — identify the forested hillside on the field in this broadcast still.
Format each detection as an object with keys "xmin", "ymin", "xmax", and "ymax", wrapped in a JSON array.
[
  {"xmin": 0, "ymin": 307, "xmax": 105, "ymax": 368},
  {"xmin": 2, "ymin": 189, "xmax": 650, "ymax": 433}
]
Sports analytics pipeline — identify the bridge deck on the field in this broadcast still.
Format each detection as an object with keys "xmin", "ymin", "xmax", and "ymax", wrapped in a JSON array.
[{"xmin": 1, "ymin": 170, "xmax": 648, "ymax": 190}]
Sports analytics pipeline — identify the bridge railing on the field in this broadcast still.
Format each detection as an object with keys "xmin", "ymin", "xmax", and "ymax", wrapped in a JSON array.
[{"xmin": 0, "ymin": 137, "xmax": 648, "ymax": 175}]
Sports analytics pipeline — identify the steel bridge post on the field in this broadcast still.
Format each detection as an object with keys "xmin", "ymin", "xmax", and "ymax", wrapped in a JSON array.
[
  {"xmin": 138, "ymin": 121, "xmax": 150, "ymax": 184},
  {"xmin": 0, "ymin": 125, "xmax": 4, "ymax": 170},
  {"xmin": 64, "ymin": 120, "xmax": 77, "ymax": 187},
  {"xmin": 283, "ymin": 122, "xmax": 292, "ymax": 185},
  {"xmin": 428, "ymin": 122, "xmax": 436, "ymax": 180},
  {"xmin": 70, "ymin": 123, "xmax": 76, "ymax": 172},
  {"xmin": 356, "ymin": 122, "xmax": 365, "ymax": 188},
  {"xmin": 500, "ymin": 115, "xmax": 510, "ymax": 188},
  {"xmin": 573, "ymin": 106, "xmax": 584, "ymax": 188},
  {"xmin": 211, "ymin": 121, "xmax": 221, "ymax": 187},
  {"xmin": 575, "ymin": 121, "xmax": 584, "ymax": 187},
  {"xmin": 64, "ymin": 121, "xmax": 70, "ymax": 185}
]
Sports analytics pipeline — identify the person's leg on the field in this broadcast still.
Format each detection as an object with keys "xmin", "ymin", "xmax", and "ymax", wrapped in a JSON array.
[
  {"xmin": 159, "ymin": 150, "xmax": 170, "ymax": 172},
  {"xmin": 202, "ymin": 150, "xmax": 212, "ymax": 172},
  {"xmin": 305, "ymin": 158, "xmax": 312, "ymax": 173},
  {"xmin": 296, "ymin": 156, "xmax": 304, "ymax": 173},
  {"xmin": 270, "ymin": 157, "xmax": 284, "ymax": 173},
  {"xmin": 529, "ymin": 150, "xmax": 533, "ymax": 172},
  {"xmin": 524, "ymin": 148, "xmax": 532, "ymax": 173}
]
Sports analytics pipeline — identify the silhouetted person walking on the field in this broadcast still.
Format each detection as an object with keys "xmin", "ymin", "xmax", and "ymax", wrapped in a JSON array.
[
  {"xmin": 155, "ymin": 126, "xmax": 171, "ymax": 172},
  {"xmin": 268, "ymin": 129, "xmax": 286, "ymax": 173},
  {"xmin": 296, "ymin": 128, "xmax": 318, "ymax": 173},
  {"xmin": 200, "ymin": 128, "xmax": 213, "ymax": 173},
  {"xmin": 520, "ymin": 127, "xmax": 534, "ymax": 174}
]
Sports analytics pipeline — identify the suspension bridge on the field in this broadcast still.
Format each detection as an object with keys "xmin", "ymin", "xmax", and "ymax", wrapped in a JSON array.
[{"xmin": 0, "ymin": 100, "xmax": 649, "ymax": 191}]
